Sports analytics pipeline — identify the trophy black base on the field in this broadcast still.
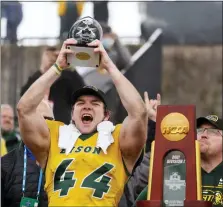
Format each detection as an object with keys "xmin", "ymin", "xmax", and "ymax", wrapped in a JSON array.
[{"xmin": 136, "ymin": 200, "xmax": 213, "ymax": 207}]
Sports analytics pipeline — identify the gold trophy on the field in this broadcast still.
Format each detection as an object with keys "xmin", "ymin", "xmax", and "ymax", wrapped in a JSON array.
[{"xmin": 137, "ymin": 105, "xmax": 212, "ymax": 207}]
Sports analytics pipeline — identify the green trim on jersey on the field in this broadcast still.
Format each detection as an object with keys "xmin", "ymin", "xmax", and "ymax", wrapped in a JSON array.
[{"xmin": 79, "ymin": 132, "xmax": 95, "ymax": 141}]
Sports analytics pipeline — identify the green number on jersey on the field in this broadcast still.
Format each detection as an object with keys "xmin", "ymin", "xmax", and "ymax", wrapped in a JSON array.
[
  {"xmin": 81, "ymin": 163, "xmax": 114, "ymax": 198},
  {"xmin": 54, "ymin": 159, "xmax": 76, "ymax": 196},
  {"xmin": 54, "ymin": 160, "xmax": 114, "ymax": 198}
]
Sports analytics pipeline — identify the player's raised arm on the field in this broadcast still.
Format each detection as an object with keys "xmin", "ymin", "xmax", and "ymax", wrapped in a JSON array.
[
  {"xmin": 88, "ymin": 39, "xmax": 148, "ymax": 173},
  {"xmin": 17, "ymin": 39, "xmax": 76, "ymax": 168}
]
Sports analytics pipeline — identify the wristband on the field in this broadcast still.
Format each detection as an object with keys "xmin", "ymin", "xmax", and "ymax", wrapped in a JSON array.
[
  {"xmin": 53, "ymin": 63, "xmax": 63, "ymax": 75},
  {"xmin": 54, "ymin": 66, "xmax": 61, "ymax": 75},
  {"xmin": 54, "ymin": 63, "xmax": 63, "ymax": 71},
  {"xmin": 53, "ymin": 64, "xmax": 62, "ymax": 75}
]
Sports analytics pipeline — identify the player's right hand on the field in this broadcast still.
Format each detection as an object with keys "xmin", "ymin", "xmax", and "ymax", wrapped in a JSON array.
[{"xmin": 55, "ymin": 38, "xmax": 77, "ymax": 70}]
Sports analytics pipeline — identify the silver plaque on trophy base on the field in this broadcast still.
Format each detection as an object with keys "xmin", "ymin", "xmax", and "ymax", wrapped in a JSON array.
[{"xmin": 67, "ymin": 45, "xmax": 100, "ymax": 68}]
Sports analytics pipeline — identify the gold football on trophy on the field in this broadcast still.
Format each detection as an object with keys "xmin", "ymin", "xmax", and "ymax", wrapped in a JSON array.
[{"xmin": 161, "ymin": 112, "xmax": 189, "ymax": 141}]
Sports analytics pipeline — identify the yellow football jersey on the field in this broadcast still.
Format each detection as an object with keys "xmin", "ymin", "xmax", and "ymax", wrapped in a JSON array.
[{"xmin": 45, "ymin": 120, "xmax": 128, "ymax": 206}]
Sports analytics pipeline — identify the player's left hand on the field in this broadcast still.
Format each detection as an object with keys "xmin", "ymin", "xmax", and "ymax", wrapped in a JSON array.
[{"xmin": 88, "ymin": 39, "xmax": 115, "ymax": 71}]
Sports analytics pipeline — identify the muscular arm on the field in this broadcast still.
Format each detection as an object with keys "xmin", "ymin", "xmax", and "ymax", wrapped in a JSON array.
[
  {"xmin": 17, "ymin": 66, "xmax": 59, "ymax": 168},
  {"xmin": 108, "ymin": 64, "xmax": 148, "ymax": 173},
  {"xmin": 17, "ymin": 39, "xmax": 75, "ymax": 168},
  {"xmin": 88, "ymin": 39, "xmax": 148, "ymax": 173}
]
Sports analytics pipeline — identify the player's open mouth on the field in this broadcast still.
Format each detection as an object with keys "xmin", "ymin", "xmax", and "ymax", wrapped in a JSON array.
[{"xmin": 81, "ymin": 114, "xmax": 93, "ymax": 124}]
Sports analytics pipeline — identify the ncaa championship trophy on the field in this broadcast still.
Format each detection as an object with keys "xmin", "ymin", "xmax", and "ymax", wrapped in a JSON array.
[
  {"xmin": 66, "ymin": 16, "xmax": 103, "ymax": 68},
  {"xmin": 137, "ymin": 105, "xmax": 213, "ymax": 207}
]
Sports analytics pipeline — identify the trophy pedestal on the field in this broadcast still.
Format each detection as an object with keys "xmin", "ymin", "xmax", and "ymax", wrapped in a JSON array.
[
  {"xmin": 136, "ymin": 200, "xmax": 161, "ymax": 207},
  {"xmin": 137, "ymin": 200, "xmax": 213, "ymax": 207},
  {"xmin": 184, "ymin": 200, "xmax": 213, "ymax": 207}
]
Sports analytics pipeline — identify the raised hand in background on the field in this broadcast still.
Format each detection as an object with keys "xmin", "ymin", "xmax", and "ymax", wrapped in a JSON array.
[{"xmin": 144, "ymin": 92, "xmax": 161, "ymax": 122}]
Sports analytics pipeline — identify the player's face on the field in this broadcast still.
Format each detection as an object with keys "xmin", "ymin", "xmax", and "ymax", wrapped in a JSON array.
[
  {"xmin": 197, "ymin": 123, "xmax": 222, "ymax": 157},
  {"xmin": 72, "ymin": 95, "xmax": 109, "ymax": 134}
]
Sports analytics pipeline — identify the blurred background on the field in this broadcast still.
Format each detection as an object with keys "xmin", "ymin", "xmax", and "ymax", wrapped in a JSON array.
[{"xmin": 1, "ymin": 1, "xmax": 222, "ymax": 127}]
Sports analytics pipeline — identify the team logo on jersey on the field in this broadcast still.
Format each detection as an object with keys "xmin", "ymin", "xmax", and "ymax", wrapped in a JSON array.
[
  {"xmin": 60, "ymin": 146, "xmax": 102, "ymax": 155},
  {"xmin": 203, "ymin": 189, "xmax": 223, "ymax": 206},
  {"xmin": 213, "ymin": 191, "xmax": 223, "ymax": 206}
]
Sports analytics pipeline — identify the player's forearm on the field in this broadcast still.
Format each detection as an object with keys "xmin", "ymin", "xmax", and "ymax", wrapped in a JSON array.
[
  {"xmin": 17, "ymin": 65, "xmax": 59, "ymax": 114},
  {"xmin": 108, "ymin": 64, "xmax": 147, "ymax": 117}
]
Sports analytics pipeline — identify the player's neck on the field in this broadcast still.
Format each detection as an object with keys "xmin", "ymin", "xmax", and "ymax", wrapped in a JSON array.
[{"xmin": 201, "ymin": 153, "xmax": 222, "ymax": 173}]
